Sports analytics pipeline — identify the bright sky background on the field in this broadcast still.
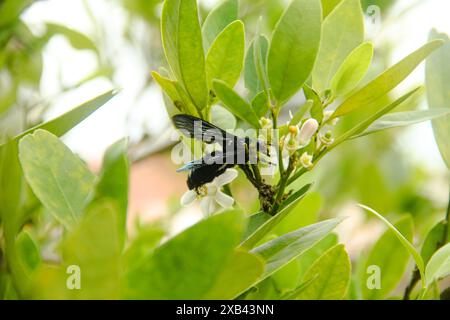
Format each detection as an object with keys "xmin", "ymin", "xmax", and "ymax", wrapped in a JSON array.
[{"xmin": 21, "ymin": 0, "xmax": 450, "ymax": 173}]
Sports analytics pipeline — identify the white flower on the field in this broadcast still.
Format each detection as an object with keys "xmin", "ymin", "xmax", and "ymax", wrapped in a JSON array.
[
  {"xmin": 298, "ymin": 118, "xmax": 319, "ymax": 146},
  {"xmin": 180, "ymin": 169, "xmax": 238, "ymax": 216},
  {"xmin": 300, "ymin": 152, "xmax": 314, "ymax": 169}
]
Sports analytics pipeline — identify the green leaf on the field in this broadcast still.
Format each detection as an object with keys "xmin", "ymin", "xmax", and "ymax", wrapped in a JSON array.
[
  {"xmin": 321, "ymin": 0, "xmax": 342, "ymax": 18},
  {"xmin": 204, "ymin": 249, "xmax": 264, "ymax": 299},
  {"xmin": 16, "ymin": 230, "xmax": 41, "ymax": 275},
  {"xmin": 243, "ymin": 211, "xmax": 273, "ymax": 240},
  {"xmin": 0, "ymin": 0, "xmax": 33, "ymax": 27},
  {"xmin": 212, "ymin": 80, "xmax": 260, "ymax": 128},
  {"xmin": 358, "ymin": 205, "xmax": 426, "ymax": 290},
  {"xmin": 362, "ymin": 215, "xmax": 414, "ymax": 300},
  {"xmin": 267, "ymin": 0, "xmax": 322, "ymax": 104},
  {"xmin": 333, "ymin": 87, "xmax": 422, "ymax": 147},
  {"xmin": 18, "ymin": 130, "xmax": 95, "ymax": 230},
  {"xmin": 151, "ymin": 71, "xmax": 198, "ymax": 116},
  {"xmin": 240, "ymin": 184, "xmax": 312, "ymax": 249},
  {"xmin": 251, "ymin": 91, "xmax": 269, "ymax": 118},
  {"xmin": 313, "ymin": 0, "xmax": 364, "ymax": 94},
  {"xmin": 206, "ymin": 20, "xmax": 245, "ymax": 88},
  {"xmin": 210, "ymin": 104, "xmax": 236, "ymax": 130},
  {"xmin": 297, "ymin": 244, "xmax": 351, "ymax": 300},
  {"xmin": 93, "ymin": 138, "xmax": 129, "ymax": 250},
  {"xmin": 3, "ymin": 90, "xmax": 117, "ymax": 147},
  {"xmin": 280, "ymin": 277, "xmax": 317, "ymax": 300},
  {"xmin": 421, "ymin": 220, "xmax": 448, "ymax": 265},
  {"xmin": 425, "ymin": 243, "xmax": 450, "ymax": 286},
  {"xmin": 298, "ymin": 233, "xmax": 338, "ymax": 279},
  {"xmin": 45, "ymin": 23, "xmax": 97, "ymax": 52},
  {"xmin": 333, "ymin": 40, "xmax": 443, "ymax": 118},
  {"xmin": 123, "ymin": 225, "xmax": 165, "ymax": 271},
  {"xmin": 251, "ymin": 218, "xmax": 343, "ymax": 279},
  {"xmin": 0, "ymin": 139, "xmax": 23, "ymax": 233},
  {"xmin": 426, "ymin": 30, "xmax": 450, "ymax": 168},
  {"xmin": 63, "ymin": 201, "xmax": 122, "ymax": 299},
  {"xmin": 244, "ymin": 36, "xmax": 269, "ymax": 99},
  {"xmin": 161, "ymin": 0, "xmax": 208, "ymax": 110},
  {"xmin": 331, "ymin": 42, "xmax": 373, "ymax": 97},
  {"xmin": 304, "ymin": 85, "xmax": 323, "ymax": 123},
  {"xmin": 274, "ymin": 192, "xmax": 322, "ymax": 236},
  {"xmin": 353, "ymin": 108, "xmax": 450, "ymax": 139},
  {"xmin": 125, "ymin": 210, "xmax": 245, "ymax": 299},
  {"xmin": 202, "ymin": 0, "xmax": 238, "ymax": 52},
  {"xmin": 289, "ymin": 100, "xmax": 313, "ymax": 126}
]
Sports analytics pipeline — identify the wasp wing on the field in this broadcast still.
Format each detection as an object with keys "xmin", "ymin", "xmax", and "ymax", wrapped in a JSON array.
[
  {"xmin": 172, "ymin": 114, "xmax": 237, "ymax": 145},
  {"xmin": 176, "ymin": 151, "xmax": 237, "ymax": 172}
]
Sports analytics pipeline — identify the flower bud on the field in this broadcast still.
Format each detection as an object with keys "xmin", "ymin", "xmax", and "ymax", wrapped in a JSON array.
[
  {"xmin": 288, "ymin": 125, "xmax": 298, "ymax": 136},
  {"xmin": 300, "ymin": 152, "xmax": 314, "ymax": 169},
  {"xmin": 259, "ymin": 117, "xmax": 273, "ymax": 130},
  {"xmin": 286, "ymin": 136, "xmax": 298, "ymax": 155},
  {"xmin": 320, "ymin": 130, "xmax": 334, "ymax": 146},
  {"xmin": 299, "ymin": 119, "xmax": 319, "ymax": 147}
]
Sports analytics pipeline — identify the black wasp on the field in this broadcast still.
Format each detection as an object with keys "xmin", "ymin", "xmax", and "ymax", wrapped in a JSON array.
[{"xmin": 172, "ymin": 114, "xmax": 266, "ymax": 190}]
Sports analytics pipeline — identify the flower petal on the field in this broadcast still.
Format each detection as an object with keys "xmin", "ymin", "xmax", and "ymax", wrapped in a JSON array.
[
  {"xmin": 180, "ymin": 190, "xmax": 197, "ymax": 206},
  {"xmin": 215, "ymin": 168, "xmax": 238, "ymax": 186},
  {"xmin": 215, "ymin": 191, "xmax": 235, "ymax": 208},
  {"xmin": 200, "ymin": 196, "xmax": 215, "ymax": 216}
]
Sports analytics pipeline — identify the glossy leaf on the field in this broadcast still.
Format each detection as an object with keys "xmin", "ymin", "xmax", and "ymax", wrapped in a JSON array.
[
  {"xmin": 333, "ymin": 87, "xmax": 422, "ymax": 147},
  {"xmin": 251, "ymin": 218, "xmax": 343, "ymax": 279},
  {"xmin": 125, "ymin": 210, "xmax": 244, "ymax": 299},
  {"xmin": 16, "ymin": 230, "xmax": 41, "ymax": 275},
  {"xmin": 298, "ymin": 233, "xmax": 338, "ymax": 279},
  {"xmin": 202, "ymin": 0, "xmax": 238, "ymax": 52},
  {"xmin": 0, "ymin": 140, "xmax": 23, "ymax": 233},
  {"xmin": 45, "ymin": 23, "xmax": 97, "ymax": 52},
  {"xmin": 330, "ymin": 42, "xmax": 373, "ymax": 97},
  {"xmin": 3, "ymin": 90, "xmax": 117, "ymax": 148},
  {"xmin": 353, "ymin": 108, "xmax": 450, "ymax": 139},
  {"xmin": 313, "ymin": 0, "xmax": 364, "ymax": 94},
  {"xmin": 210, "ymin": 105, "xmax": 236, "ymax": 130},
  {"xmin": 289, "ymin": 100, "xmax": 313, "ymax": 126},
  {"xmin": 332, "ymin": 40, "xmax": 443, "ymax": 119},
  {"xmin": 297, "ymin": 244, "xmax": 351, "ymax": 300},
  {"xmin": 161, "ymin": 0, "xmax": 208, "ymax": 109},
  {"xmin": 63, "ymin": 201, "xmax": 122, "ymax": 299},
  {"xmin": 93, "ymin": 138, "xmax": 129, "ymax": 250},
  {"xmin": 244, "ymin": 36, "xmax": 269, "ymax": 99},
  {"xmin": 19, "ymin": 130, "xmax": 95, "ymax": 229},
  {"xmin": 362, "ymin": 215, "xmax": 413, "ymax": 300},
  {"xmin": 205, "ymin": 250, "xmax": 264, "ymax": 299},
  {"xmin": 426, "ymin": 30, "xmax": 450, "ymax": 168},
  {"xmin": 267, "ymin": 0, "xmax": 322, "ymax": 104},
  {"xmin": 274, "ymin": 192, "xmax": 322, "ymax": 236},
  {"xmin": 241, "ymin": 184, "xmax": 312, "ymax": 249},
  {"xmin": 425, "ymin": 243, "xmax": 450, "ymax": 286},
  {"xmin": 421, "ymin": 220, "xmax": 448, "ymax": 265},
  {"xmin": 206, "ymin": 20, "xmax": 245, "ymax": 88},
  {"xmin": 151, "ymin": 71, "xmax": 198, "ymax": 116},
  {"xmin": 251, "ymin": 91, "xmax": 269, "ymax": 118},
  {"xmin": 212, "ymin": 80, "xmax": 260, "ymax": 128},
  {"xmin": 359, "ymin": 205, "xmax": 425, "ymax": 289},
  {"xmin": 321, "ymin": 0, "xmax": 342, "ymax": 17}
]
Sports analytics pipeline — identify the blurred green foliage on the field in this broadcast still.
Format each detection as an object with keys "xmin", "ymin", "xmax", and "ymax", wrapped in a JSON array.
[{"xmin": 0, "ymin": 0, "xmax": 449, "ymax": 301}]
